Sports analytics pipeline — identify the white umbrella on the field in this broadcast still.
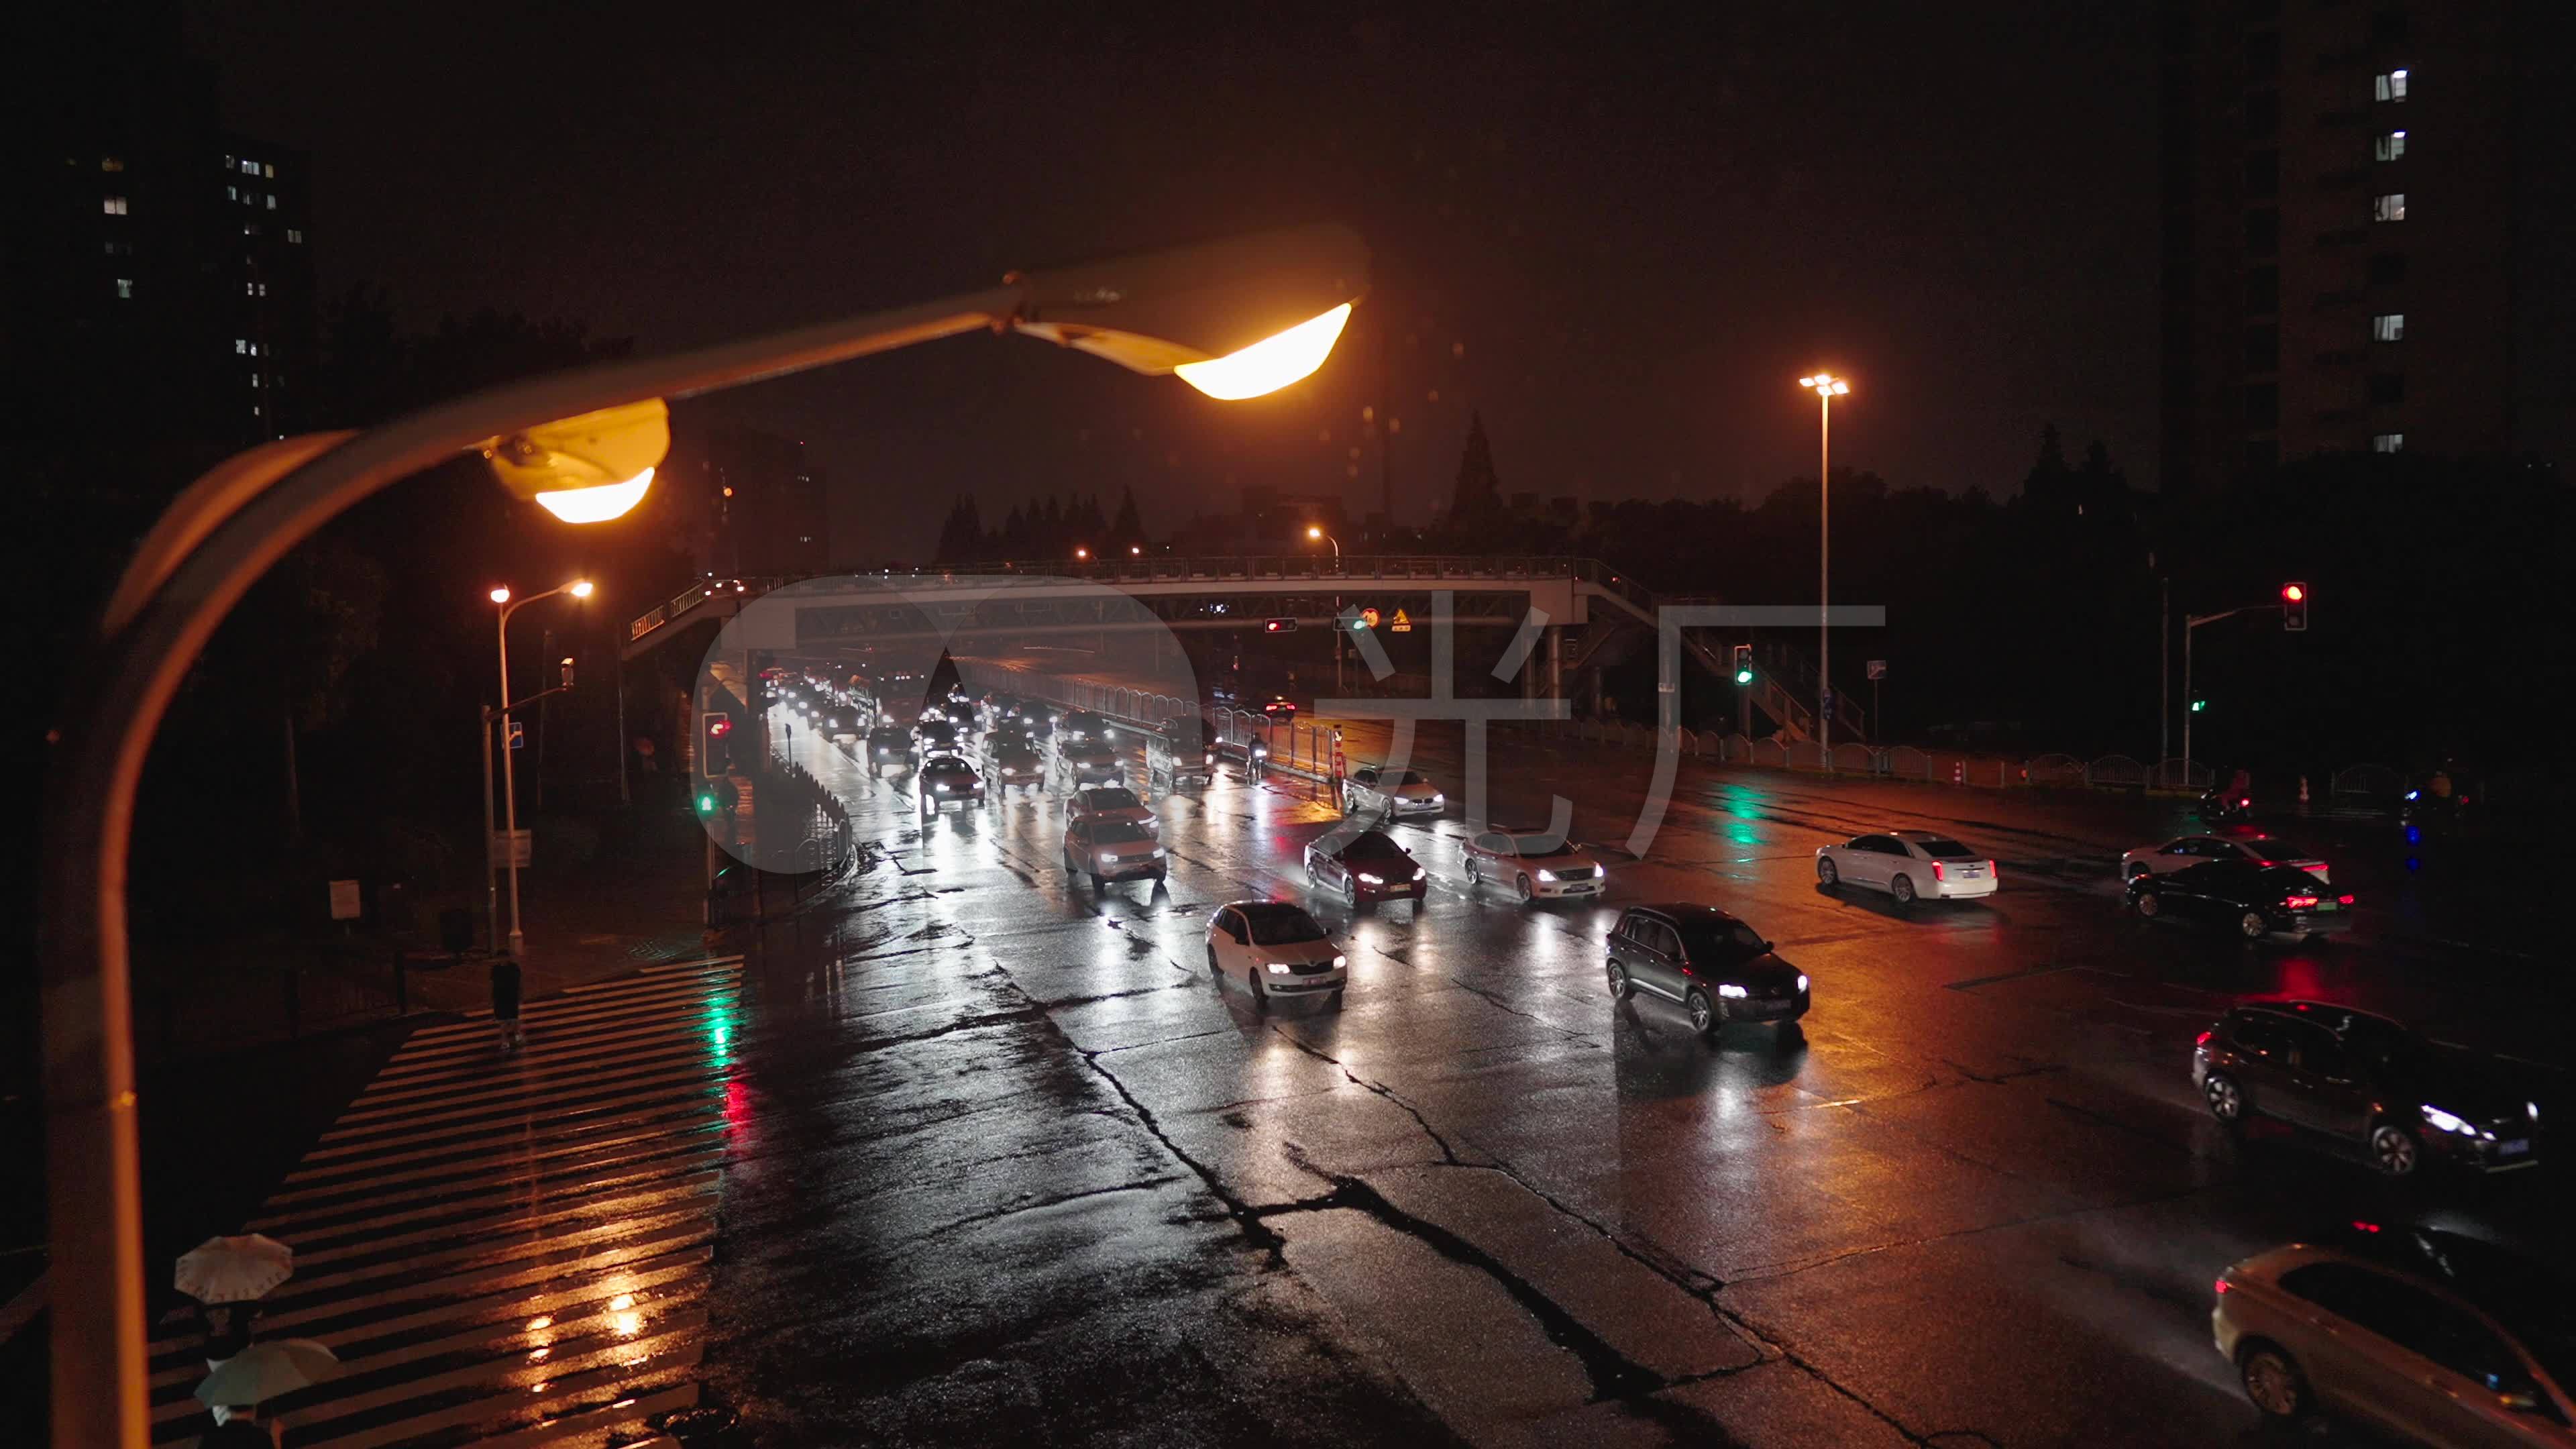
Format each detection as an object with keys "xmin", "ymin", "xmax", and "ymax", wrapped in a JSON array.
[
  {"xmin": 195, "ymin": 1338, "xmax": 340, "ymax": 1407},
  {"xmin": 176, "ymin": 1234, "xmax": 294, "ymax": 1303}
]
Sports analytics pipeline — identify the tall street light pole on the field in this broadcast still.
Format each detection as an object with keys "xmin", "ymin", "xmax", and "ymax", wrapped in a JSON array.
[
  {"xmin": 1308, "ymin": 525, "xmax": 1342, "ymax": 696},
  {"xmin": 492, "ymin": 579, "xmax": 591, "ymax": 955},
  {"xmin": 43, "ymin": 223, "xmax": 1367, "ymax": 1448},
  {"xmin": 1799, "ymin": 373, "xmax": 1850, "ymax": 751}
]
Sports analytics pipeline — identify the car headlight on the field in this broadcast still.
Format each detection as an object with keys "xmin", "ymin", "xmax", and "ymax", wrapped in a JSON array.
[
  {"xmin": 1358, "ymin": 872, "xmax": 1383, "ymax": 885},
  {"xmin": 933, "ymin": 783, "xmax": 949, "ymax": 792},
  {"xmin": 2531, "ymin": 1102, "xmax": 2542, "ymax": 1122},
  {"xmin": 1267, "ymin": 963, "xmax": 1292, "ymax": 974},
  {"xmin": 1717, "ymin": 983, "xmax": 1750, "ymax": 999},
  {"xmin": 1098, "ymin": 852, "xmax": 1117, "ymax": 867},
  {"xmin": 1432, "ymin": 793, "xmax": 1445, "ymax": 805},
  {"xmin": 1536, "ymin": 869, "xmax": 1558, "ymax": 882},
  {"xmin": 1332, "ymin": 955, "xmax": 1346, "ymax": 967},
  {"xmin": 1796, "ymin": 974, "xmax": 1809, "ymax": 993},
  {"xmin": 2421, "ymin": 1105, "xmax": 2474, "ymax": 1135}
]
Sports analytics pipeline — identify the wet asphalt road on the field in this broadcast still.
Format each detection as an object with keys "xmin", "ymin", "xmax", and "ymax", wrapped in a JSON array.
[{"xmin": 697, "ymin": 704, "xmax": 2565, "ymax": 1448}]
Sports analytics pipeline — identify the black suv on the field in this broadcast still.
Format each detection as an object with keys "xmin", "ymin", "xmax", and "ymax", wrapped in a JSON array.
[
  {"xmin": 1605, "ymin": 904, "xmax": 1809, "ymax": 1037},
  {"xmin": 2192, "ymin": 1001, "xmax": 2538, "ymax": 1176}
]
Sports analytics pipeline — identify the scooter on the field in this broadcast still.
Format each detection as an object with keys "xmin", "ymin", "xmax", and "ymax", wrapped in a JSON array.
[{"xmin": 2196, "ymin": 788, "xmax": 2253, "ymax": 823}]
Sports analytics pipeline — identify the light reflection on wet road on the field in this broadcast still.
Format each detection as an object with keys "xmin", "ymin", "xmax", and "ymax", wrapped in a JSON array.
[{"xmin": 692, "ymin": 704, "xmax": 2565, "ymax": 1446}]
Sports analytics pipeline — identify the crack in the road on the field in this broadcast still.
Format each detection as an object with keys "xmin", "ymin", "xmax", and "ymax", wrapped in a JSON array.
[
  {"xmin": 1443, "ymin": 973, "xmax": 1575, "ymax": 1032},
  {"xmin": 914, "ymin": 1175, "xmax": 1187, "ymax": 1243},
  {"xmin": 1090, "ymin": 1026, "xmax": 1233, "ymax": 1058},
  {"xmin": 1936, "ymin": 1057, "xmax": 2065, "ymax": 1086},
  {"xmin": 1265, "ymin": 1026, "xmax": 1464, "ymax": 1166}
]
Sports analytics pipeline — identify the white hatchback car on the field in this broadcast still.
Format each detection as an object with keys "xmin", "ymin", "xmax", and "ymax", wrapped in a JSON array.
[
  {"xmin": 2123, "ymin": 833, "xmax": 2330, "ymax": 885},
  {"xmin": 1067, "ymin": 784, "xmax": 1157, "ymax": 833},
  {"xmin": 1815, "ymin": 830, "xmax": 1997, "ymax": 904},
  {"xmin": 1205, "ymin": 900, "xmax": 1346, "ymax": 1010},
  {"xmin": 2214, "ymin": 1243, "xmax": 2576, "ymax": 1443},
  {"xmin": 1461, "ymin": 830, "xmax": 1607, "ymax": 902}
]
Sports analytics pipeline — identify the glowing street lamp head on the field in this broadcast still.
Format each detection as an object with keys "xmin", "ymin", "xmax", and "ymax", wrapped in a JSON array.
[
  {"xmin": 1802, "ymin": 372, "xmax": 1850, "ymax": 397},
  {"xmin": 1008, "ymin": 223, "xmax": 1368, "ymax": 402},
  {"xmin": 569, "ymin": 580, "xmax": 595, "ymax": 599},
  {"xmin": 1307, "ymin": 525, "xmax": 1324, "ymax": 540},
  {"xmin": 1074, "ymin": 546, "xmax": 1090, "ymax": 561},
  {"xmin": 489, "ymin": 586, "xmax": 512, "ymax": 604},
  {"xmin": 1173, "ymin": 303, "xmax": 1353, "ymax": 400},
  {"xmin": 482, "ymin": 398, "xmax": 668, "ymax": 525}
]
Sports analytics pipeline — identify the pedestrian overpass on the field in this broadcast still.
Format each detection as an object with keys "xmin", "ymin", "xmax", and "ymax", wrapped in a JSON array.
[{"xmin": 623, "ymin": 553, "xmax": 1866, "ymax": 740}]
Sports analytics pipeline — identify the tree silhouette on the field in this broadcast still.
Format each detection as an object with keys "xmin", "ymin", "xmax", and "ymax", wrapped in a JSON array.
[
  {"xmin": 1447, "ymin": 411, "xmax": 1503, "ymax": 541},
  {"xmin": 1109, "ymin": 485, "xmax": 1144, "ymax": 546}
]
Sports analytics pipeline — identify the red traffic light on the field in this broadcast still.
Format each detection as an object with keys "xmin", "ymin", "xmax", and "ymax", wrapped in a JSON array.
[
  {"xmin": 2281, "ymin": 583, "xmax": 2306, "ymax": 603},
  {"xmin": 707, "ymin": 715, "xmax": 733, "ymax": 737},
  {"xmin": 1263, "ymin": 617, "xmax": 1298, "ymax": 633}
]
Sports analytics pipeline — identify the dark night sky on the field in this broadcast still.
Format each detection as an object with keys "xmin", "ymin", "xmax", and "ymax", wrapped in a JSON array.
[{"xmin": 185, "ymin": 3, "xmax": 2160, "ymax": 560}]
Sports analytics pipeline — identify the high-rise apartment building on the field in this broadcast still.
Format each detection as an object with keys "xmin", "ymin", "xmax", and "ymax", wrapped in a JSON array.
[
  {"xmin": 2159, "ymin": 0, "xmax": 2571, "ymax": 492},
  {"xmin": 9, "ymin": 6, "xmax": 318, "ymax": 451}
]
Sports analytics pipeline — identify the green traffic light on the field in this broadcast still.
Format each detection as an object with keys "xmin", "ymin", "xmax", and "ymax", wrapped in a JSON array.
[
  {"xmin": 1734, "ymin": 667, "xmax": 1754, "ymax": 685},
  {"xmin": 696, "ymin": 791, "xmax": 718, "ymax": 814},
  {"xmin": 2190, "ymin": 699, "xmax": 2208, "ymax": 713}
]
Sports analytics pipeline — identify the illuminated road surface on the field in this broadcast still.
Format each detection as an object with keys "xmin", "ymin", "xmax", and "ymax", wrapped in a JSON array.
[{"xmin": 689, "ymin": 704, "xmax": 2564, "ymax": 1446}]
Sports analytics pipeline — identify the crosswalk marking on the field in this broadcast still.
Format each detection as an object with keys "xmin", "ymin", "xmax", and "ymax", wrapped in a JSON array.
[{"xmin": 147, "ymin": 957, "xmax": 743, "ymax": 1446}]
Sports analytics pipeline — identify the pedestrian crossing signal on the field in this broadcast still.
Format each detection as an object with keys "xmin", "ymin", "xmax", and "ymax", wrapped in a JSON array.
[{"xmin": 1731, "ymin": 643, "xmax": 1754, "ymax": 685}]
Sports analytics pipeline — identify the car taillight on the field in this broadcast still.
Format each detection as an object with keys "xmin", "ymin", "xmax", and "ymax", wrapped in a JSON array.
[
  {"xmin": 2304, "ymin": 862, "xmax": 2329, "ymax": 875},
  {"xmin": 2352, "ymin": 1220, "xmax": 2381, "ymax": 1234},
  {"xmin": 1931, "ymin": 861, "xmax": 1945, "ymax": 881},
  {"xmin": 2213, "ymin": 1277, "xmax": 2231, "ymax": 1295},
  {"xmin": 1986, "ymin": 861, "xmax": 1997, "ymax": 879},
  {"xmin": 2284, "ymin": 895, "xmax": 2318, "ymax": 910},
  {"xmin": 2195, "ymin": 1030, "xmax": 2212, "ymax": 1046},
  {"xmin": 2338, "ymin": 894, "xmax": 2354, "ymax": 905}
]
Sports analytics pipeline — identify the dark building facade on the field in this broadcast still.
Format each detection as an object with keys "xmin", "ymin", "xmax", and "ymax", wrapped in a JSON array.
[
  {"xmin": 10, "ymin": 7, "xmax": 317, "ymax": 451},
  {"xmin": 682, "ymin": 424, "xmax": 831, "ymax": 578},
  {"xmin": 2159, "ymin": 0, "xmax": 2571, "ymax": 492}
]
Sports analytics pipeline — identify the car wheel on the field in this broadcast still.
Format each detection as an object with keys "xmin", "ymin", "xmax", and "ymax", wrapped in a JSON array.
[
  {"xmin": 2238, "ymin": 910, "xmax": 2268, "ymax": 941},
  {"xmin": 2203, "ymin": 1073, "xmax": 2244, "ymax": 1125},
  {"xmin": 2370, "ymin": 1122, "xmax": 2422, "ymax": 1177},
  {"xmin": 1890, "ymin": 873, "xmax": 1916, "ymax": 906},
  {"xmin": 2135, "ymin": 891, "xmax": 2162, "ymax": 918},
  {"xmin": 2238, "ymin": 1342, "xmax": 2311, "ymax": 1422},
  {"xmin": 1089, "ymin": 873, "xmax": 1105, "ymax": 895},
  {"xmin": 1817, "ymin": 857, "xmax": 1839, "ymax": 888},
  {"xmin": 1685, "ymin": 988, "xmax": 1717, "ymax": 1038},
  {"xmin": 1344, "ymin": 877, "xmax": 1358, "ymax": 908},
  {"xmin": 1250, "ymin": 970, "xmax": 1269, "ymax": 1014},
  {"xmin": 1464, "ymin": 857, "xmax": 1479, "ymax": 888},
  {"xmin": 1516, "ymin": 874, "xmax": 1535, "ymax": 904},
  {"xmin": 1328, "ymin": 987, "xmax": 1345, "ymax": 1010},
  {"xmin": 1605, "ymin": 961, "xmax": 1632, "ymax": 1000},
  {"xmin": 1206, "ymin": 945, "xmax": 1223, "ymax": 983}
]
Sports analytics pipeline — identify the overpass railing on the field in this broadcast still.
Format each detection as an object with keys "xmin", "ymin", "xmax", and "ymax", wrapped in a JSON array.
[{"xmin": 629, "ymin": 556, "xmax": 1646, "ymax": 643}]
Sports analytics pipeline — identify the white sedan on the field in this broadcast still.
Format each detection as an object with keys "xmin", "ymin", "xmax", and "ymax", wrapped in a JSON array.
[
  {"xmin": 1066, "ymin": 784, "xmax": 1157, "ymax": 833},
  {"xmin": 2122, "ymin": 833, "xmax": 2329, "ymax": 885},
  {"xmin": 1205, "ymin": 900, "xmax": 1346, "ymax": 1011},
  {"xmin": 1815, "ymin": 830, "xmax": 1997, "ymax": 904},
  {"xmin": 1340, "ymin": 765, "xmax": 1444, "ymax": 819},
  {"xmin": 1461, "ymin": 830, "xmax": 1607, "ymax": 902}
]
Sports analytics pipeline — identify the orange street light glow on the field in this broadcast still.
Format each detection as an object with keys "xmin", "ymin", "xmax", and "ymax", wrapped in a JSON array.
[
  {"xmin": 534, "ymin": 466, "xmax": 655, "ymax": 524},
  {"xmin": 1175, "ymin": 303, "xmax": 1354, "ymax": 401},
  {"xmin": 488, "ymin": 586, "xmax": 511, "ymax": 604},
  {"xmin": 569, "ymin": 580, "xmax": 594, "ymax": 598}
]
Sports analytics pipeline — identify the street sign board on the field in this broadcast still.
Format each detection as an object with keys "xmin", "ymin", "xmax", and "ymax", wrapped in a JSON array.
[
  {"xmin": 1866, "ymin": 659, "xmax": 1886, "ymax": 680},
  {"xmin": 1391, "ymin": 608, "xmax": 1413, "ymax": 633},
  {"xmin": 327, "ymin": 879, "xmax": 362, "ymax": 921},
  {"xmin": 488, "ymin": 829, "xmax": 533, "ymax": 868},
  {"xmin": 1360, "ymin": 606, "xmax": 1381, "ymax": 629},
  {"xmin": 506, "ymin": 720, "xmax": 526, "ymax": 751}
]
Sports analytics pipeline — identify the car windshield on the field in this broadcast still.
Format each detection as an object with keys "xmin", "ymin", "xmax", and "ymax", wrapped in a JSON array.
[
  {"xmin": 996, "ymin": 743, "xmax": 1037, "ymax": 761},
  {"xmin": 1240, "ymin": 904, "xmax": 1327, "ymax": 945},
  {"xmin": 2415, "ymin": 1234, "xmax": 2576, "ymax": 1389},
  {"xmin": 1676, "ymin": 918, "xmax": 1768, "ymax": 959},
  {"xmin": 1092, "ymin": 821, "xmax": 1154, "ymax": 845},
  {"xmin": 1383, "ymin": 770, "xmax": 1429, "ymax": 788},
  {"xmin": 1085, "ymin": 789, "xmax": 1142, "ymax": 810},
  {"xmin": 1343, "ymin": 833, "xmax": 1405, "ymax": 858},
  {"xmin": 1915, "ymin": 837, "xmax": 1976, "ymax": 857},
  {"xmin": 926, "ymin": 761, "xmax": 972, "ymax": 777}
]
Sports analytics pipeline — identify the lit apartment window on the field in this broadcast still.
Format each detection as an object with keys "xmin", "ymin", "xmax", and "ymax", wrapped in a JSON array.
[
  {"xmin": 2372, "ymin": 433, "xmax": 2404, "ymax": 453},
  {"xmin": 103, "ymin": 240, "xmax": 131, "ymax": 256},
  {"xmin": 286, "ymin": 229, "xmax": 303, "ymax": 244},
  {"xmin": 264, "ymin": 163, "xmax": 275, "ymax": 178},
  {"xmin": 115, "ymin": 278, "xmax": 135, "ymax": 298},
  {"xmin": 2374, "ymin": 68, "xmax": 2409, "ymax": 102},
  {"xmin": 2375, "ymin": 130, "xmax": 2407, "ymax": 162},
  {"xmin": 240, "ymin": 158, "xmax": 259, "ymax": 174},
  {"xmin": 227, "ymin": 184, "xmax": 238, "ymax": 200},
  {"xmin": 103, "ymin": 195, "xmax": 128, "ymax": 215},
  {"xmin": 244, "ymin": 223, "xmax": 260, "ymax": 236},
  {"xmin": 235, "ymin": 339, "xmax": 248, "ymax": 354},
  {"xmin": 250, "ymin": 374, "xmax": 261, "ymax": 388},
  {"xmin": 2373, "ymin": 193, "xmax": 2406, "ymax": 222},
  {"xmin": 250, "ymin": 343, "xmax": 259, "ymax": 355},
  {"xmin": 223, "ymin": 154, "xmax": 234, "ymax": 169},
  {"xmin": 2371, "ymin": 313, "xmax": 2406, "ymax": 341},
  {"xmin": 101, "ymin": 156, "xmax": 123, "ymax": 172}
]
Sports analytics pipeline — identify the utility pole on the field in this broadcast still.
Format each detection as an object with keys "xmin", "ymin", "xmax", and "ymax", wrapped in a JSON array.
[{"xmin": 2158, "ymin": 575, "xmax": 2170, "ymax": 782}]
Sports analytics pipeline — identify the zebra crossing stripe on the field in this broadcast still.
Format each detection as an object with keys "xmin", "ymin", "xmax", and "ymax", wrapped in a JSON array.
[{"xmin": 148, "ymin": 961, "xmax": 743, "ymax": 1446}]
